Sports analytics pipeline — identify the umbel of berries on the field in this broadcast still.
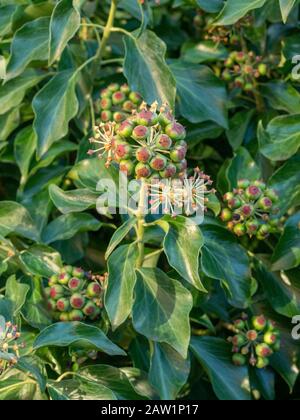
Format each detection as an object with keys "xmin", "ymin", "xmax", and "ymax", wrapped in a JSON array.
[
  {"xmin": 45, "ymin": 266, "xmax": 106, "ymax": 322},
  {"xmin": 228, "ymin": 314, "xmax": 281, "ymax": 369},
  {"xmin": 98, "ymin": 83, "xmax": 142, "ymax": 124},
  {"xmin": 220, "ymin": 179, "xmax": 281, "ymax": 240},
  {"xmin": 89, "ymin": 102, "xmax": 188, "ymax": 180},
  {"xmin": 0, "ymin": 318, "xmax": 24, "ymax": 374}
]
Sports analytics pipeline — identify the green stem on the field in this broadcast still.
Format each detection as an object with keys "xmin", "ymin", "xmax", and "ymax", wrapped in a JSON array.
[
  {"xmin": 135, "ymin": 182, "xmax": 147, "ymax": 269},
  {"xmin": 56, "ymin": 371, "xmax": 78, "ymax": 383},
  {"xmin": 98, "ymin": 0, "xmax": 118, "ymax": 65}
]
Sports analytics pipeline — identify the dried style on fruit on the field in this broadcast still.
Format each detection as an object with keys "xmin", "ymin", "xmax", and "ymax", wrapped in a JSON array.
[{"xmin": 0, "ymin": 319, "xmax": 24, "ymax": 375}]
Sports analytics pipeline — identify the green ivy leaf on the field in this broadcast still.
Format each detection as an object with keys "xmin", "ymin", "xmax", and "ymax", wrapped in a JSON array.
[
  {"xmin": 0, "ymin": 201, "xmax": 39, "ymax": 241},
  {"xmin": 48, "ymin": 0, "xmax": 81, "ymax": 65},
  {"xmin": 159, "ymin": 215, "xmax": 206, "ymax": 292},
  {"xmin": 47, "ymin": 377, "xmax": 117, "ymax": 400},
  {"xmin": 105, "ymin": 244, "xmax": 139, "ymax": 330},
  {"xmin": 33, "ymin": 322, "xmax": 126, "ymax": 356},
  {"xmin": 170, "ymin": 61, "xmax": 228, "ymax": 128},
  {"xmin": 226, "ymin": 110, "xmax": 255, "ymax": 151},
  {"xmin": 49, "ymin": 185, "xmax": 99, "ymax": 214},
  {"xmin": 196, "ymin": 0, "xmax": 224, "ymax": 13},
  {"xmin": 5, "ymin": 275, "xmax": 30, "ymax": 316},
  {"xmin": 214, "ymin": 0, "xmax": 267, "ymax": 26},
  {"xmin": 181, "ymin": 41, "xmax": 228, "ymax": 64},
  {"xmin": 0, "ymin": 5, "xmax": 17, "ymax": 36},
  {"xmin": 19, "ymin": 244, "xmax": 62, "ymax": 277},
  {"xmin": 0, "ymin": 108, "xmax": 20, "ymax": 141},
  {"xmin": 190, "ymin": 336, "xmax": 251, "ymax": 400},
  {"xmin": 260, "ymin": 82, "xmax": 300, "ymax": 114},
  {"xmin": 105, "ymin": 218, "xmax": 137, "ymax": 260},
  {"xmin": 33, "ymin": 70, "xmax": 79, "ymax": 158},
  {"xmin": 124, "ymin": 30, "xmax": 176, "ymax": 108},
  {"xmin": 5, "ymin": 17, "xmax": 50, "ymax": 81},
  {"xmin": 279, "ymin": 0, "xmax": 297, "ymax": 23},
  {"xmin": 132, "ymin": 267, "xmax": 193, "ymax": 358},
  {"xmin": 14, "ymin": 126, "xmax": 36, "ymax": 180}
]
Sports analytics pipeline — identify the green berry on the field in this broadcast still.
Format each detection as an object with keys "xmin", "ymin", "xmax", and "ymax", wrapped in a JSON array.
[
  {"xmin": 223, "ymin": 192, "xmax": 234, "ymax": 202},
  {"xmin": 170, "ymin": 145, "xmax": 187, "ymax": 163},
  {"xmin": 265, "ymin": 189, "xmax": 278, "ymax": 203},
  {"xmin": 59, "ymin": 312, "xmax": 70, "ymax": 322},
  {"xmin": 245, "ymin": 185, "xmax": 262, "ymax": 200},
  {"xmin": 56, "ymin": 298, "xmax": 70, "ymax": 312},
  {"xmin": 47, "ymin": 299, "xmax": 57, "ymax": 311},
  {"xmin": 159, "ymin": 163, "xmax": 177, "ymax": 178},
  {"xmin": 132, "ymin": 125, "xmax": 149, "ymax": 141},
  {"xmin": 112, "ymin": 91, "xmax": 125, "ymax": 105},
  {"xmin": 258, "ymin": 63, "xmax": 267, "ymax": 76},
  {"xmin": 70, "ymin": 293, "xmax": 85, "ymax": 309},
  {"xmin": 165, "ymin": 122, "xmax": 186, "ymax": 141},
  {"xmin": 49, "ymin": 285, "xmax": 64, "ymax": 300},
  {"xmin": 58, "ymin": 272, "xmax": 70, "ymax": 285},
  {"xmin": 89, "ymin": 307, "xmax": 101, "ymax": 321},
  {"xmin": 252, "ymin": 315, "xmax": 267, "ymax": 331},
  {"xmin": 135, "ymin": 162, "xmax": 152, "ymax": 178},
  {"xmin": 68, "ymin": 277, "xmax": 83, "ymax": 292},
  {"xmin": 264, "ymin": 331, "xmax": 278, "ymax": 346},
  {"xmin": 118, "ymin": 120, "xmax": 134, "ymax": 138},
  {"xmin": 86, "ymin": 282, "xmax": 102, "ymax": 298},
  {"xmin": 120, "ymin": 84, "xmax": 130, "ymax": 94},
  {"xmin": 232, "ymin": 334, "xmax": 247, "ymax": 347},
  {"xmin": 222, "ymin": 69, "xmax": 232, "ymax": 81},
  {"xmin": 236, "ymin": 52, "xmax": 246, "ymax": 63},
  {"xmin": 235, "ymin": 77, "xmax": 245, "ymax": 88},
  {"xmin": 233, "ymin": 223, "xmax": 247, "ymax": 237},
  {"xmin": 232, "ymin": 353, "xmax": 246, "ymax": 366},
  {"xmin": 113, "ymin": 112, "xmax": 126, "ymax": 123},
  {"xmin": 136, "ymin": 110, "xmax": 158, "ymax": 126},
  {"xmin": 258, "ymin": 224, "xmax": 271, "ymax": 239},
  {"xmin": 108, "ymin": 83, "xmax": 119, "ymax": 93},
  {"xmin": 72, "ymin": 267, "xmax": 85, "ymax": 279},
  {"xmin": 48, "ymin": 274, "xmax": 58, "ymax": 286},
  {"xmin": 255, "ymin": 343, "xmax": 273, "ymax": 358},
  {"xmin": 237, "ymin": 179, "xmax": 250, "ymax": 189},
  {"xmin": 44, "ymin": 287, "xmax": 51, "ymax": 298},
  {"xmin": 115, "ymin": 141, "xmax": 132, "ymax": 160},
  {"xmin": 150, "ymin": 155, "xmax": 167, "ymax": 171},
  {"xmin": 69, "ymin": 310, "xmax": 84, "ymax": 322},
  {"xmin": 158, "ymin": 109, "xmax": 174, "ymax": 126},
  {"xmin": 246, "ymin": 330, "xmax": 258, "ymax": 342},
  {"xmin": 241, "ymin": 204, "xmax": 253, "ymax": 218},
  {"xmin": 244, "ymin": 83, "xmax": 254, "ymax": 92},
  {"xmin": 220, "ymin": 208, "xmax": 232, "ymax": 222},
  {"xmin": 228, "ymin": 198, "xmax": 242, "ymax": 210},
  {"xmin": 258, "ymin": 197, "xmax": 273, "ymax": 211},
  {"xmin": 100, "ymin": 98, "xmax": 112, "ymax": 110},
  {"xmin": 119, "ymin": 159, "xmax": 135, "ymax": 176},
  {"xmin": 122, "ymin": 100, "xmax": 135, "ymax": 113},
  {"xmin": 129, "ymin": 91, "xmax": 142, "ymax": 104},
  {"xmin": 256, "ymin": 357, "xmax": 269, "ymax": 369},
  {"xmin": 83, "ymin": 301, "xmax": 97, "ymax": 317},
  {"xmin": 101, "ymin": 88, "xmax": 111, "ymax": 98},
  {"xmin": 234, "ymin": 319, "xmax": 245, "ymax": 330},
  {"xmin": 175, "ymin": 159, "xmax": 187, "ymax": 173},
  {"xmin": 101, "ymin": 110, "xmax": 112, "ymax": 122},
  {"xmin": 136, "ymin": 146, "xmax": 152, "ymax": 163},
  {"xmin": 246, "ymin": 219, "xmax": 260, "ymax": 235},
  {"xmin": 155, "ymin": 134, "xmax": 172, "ymax": 150}
]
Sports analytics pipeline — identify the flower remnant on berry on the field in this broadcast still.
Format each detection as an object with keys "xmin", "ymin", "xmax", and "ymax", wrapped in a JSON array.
[{"xmin": 0, "ymin": 318, "xmax": 24, "ymax": 375}]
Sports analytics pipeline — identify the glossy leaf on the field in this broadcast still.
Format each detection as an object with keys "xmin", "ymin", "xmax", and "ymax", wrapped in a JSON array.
[
  {"xmin": 49, "ymin": 185, "xmax": 99, "ymax": 214},
  {"xmin": 279, "ymin": 0, "xmax": 297, "ymax": 22},
  {"xmin": 0, "ymin": 201, "xmax": 39, "ymax": 241},
  {"xmin": 105, "ymin": 217, "xmax": 137, "ymax": 260},
  {"xmin": 14, "ymin": 126, "xmax": 36, "ymax": 180},
  {"xmin": 0, "ymin": 5, "xmax": 17, "ymax": 36},
  {"xmin": 214, "ymin": 0, "xmax": 267, "ymax": 25},
  {"xmin": 5, "ymin": 275, "xmax": 30, "ymax": 316},
  {"xmin": 0, "ymin": 108, "xmax": 20, "ymax": 141},
  {"xmin": 19, "ymin": 244, "xmax": 62, "ymax": 277},
  {"xmin": 272, "ymin": 213, "xmax": 300, "ymax": 271}
]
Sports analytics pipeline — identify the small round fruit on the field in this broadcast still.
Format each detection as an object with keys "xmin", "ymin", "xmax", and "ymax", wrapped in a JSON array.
[
  {"xmin": 56, "ymin": 298, "xmax": 70, "ymax": 312},
  {"xmin": 150, "ymin": 155, "xmax": 167, "ymax": 171},
  {"xmin": 135, "ymin": 162, "xmax": 152, "ymax": 178},
  {"xmin": 220, "ymin": 208, "xmax": 232, "ymax": 222},
  {"xmin": 175, "ymin": 159, "xmax": 188, "ymax": 173},
  {"xmin": 58, "ymin": 272, "xmax": 70, "ymax": 285},
  {"xmin": 223, "ymin": 192, "xmax": 234, "ymax": 202},
  {"xmin": 132, "ymin": 125, "xmax": 149, "ymax": 141},
  {"xmin": 238, "ymin": 179, "xmax": 250, "ymax": 189},
  {"xmin": 86, "ymin": 282, "xmax": 102, "ymax": 298},
  {"xmin": 136, "ymin": 146, "xmax": 152, "ymax": 163},
  {"xmin": 170, "ymin": 145, "xmax": 187, "ymax": 163},
  {"xmin": 258, "ymin": 197, "xmax": 273, "ymax": 211},
  {"xmin": 68, "ymin": 277, "xmax": 83, "ymax": 292},
  {"xmin": 83, "ymin": 301, "xmax": 97, "ymax": 317},
  {"xmin": 264, "ymin": 331, "xmax": 278, "ymax": 346},
  {"xmin": 155, "ymin": 134, "xmax": 172, "ymax": 150},
  {"xmin": 59, "ymin": 312, "xmax": 70, "ymax": 322},
  {"xmin": 265, "ymin": 189, "xmax": 278, "ymax": 203},
  {"xmin": 73, "ymin": 267, "xmax": 85, "ymax": 279},
  {"xmin": 165, "ymin": 122, "xmax": 186, "ymax": 141},
  {"xmin": 113, "ymin": 112, "xmax": 126, "ymax": 123},
  {"xmin": 234, "ymin": 77, "xmax": 245, "ymax": 88},
  {"xmin": 44, "ymin": 287, "xmax": 51, "ymax": 298},
  {"xmin": 159, "ymin": 163, "xmax": 177, "ymax": 179},
  {"xmin": 246, "ymin": 219, "xmax": 260, "ymax": 235},
  {"xmin": 136, "ymin": 110, "xmax": 157, "ymax": 126},
  {"xmin": 49, "ymin": 285, "xmax": 64, "ymax": 300},
  {"xmin": 222, "ymin": 69, "xmax": 232, "ymax": 81},
  {"xmin": 119, "ymin": 159, "xmax": 135, "ymax": 176},
  {"xmin": 100, "ymin": 98, "xmax": 112, "ymax": 110},
  {"xmin": 47, "ymin": 299, "xmax": 57, "ymax": 311},
  {"xmin": 70, "ymin": 293, "xmax": 85, "ymax": 309},
  {"xmin": 120, "ymin": 84, "xmax": 130, "ymax": 94},
  {"xmin": 115, "ymin": 142, "xmax": 132, "ymax": 160},
  {"xmin": 129, "ymin": 91, "xmax": 142, "ymax": 104},
  {"xmin": 122, "ymin": 100, "xmax": 135, "ymax": 113},
  {"xmin": 101, "ymin": 110, "xmax": 112, "ymax": 122},
  {"xmin": 256, "ymin": 357, "xmax": 269, "ymax": 369},
  {"xmin": 112, "ymin": 91, "xmax": 126, "ymax": 105},
  {"xmin": 246, "ymin": 185, "xmax": 262, "ymax": 200},
  {"xmin": 158, "ymin": 109, "xmax": 174, "ymax": 126},
  {"xmin": 246, "ymin": 330, "xmax": 258, "ymax": 342},
  {"xmin": 232, "ymin": 354, "xmax": 247, "ymax": 366},
  {"xmin": 232, "ymin": 334, "xmax": 247, "ymax": 347},
  {"xmin": 108, "ymin": 83, "xmax": 119, "ymax": 93},
  {"xmin": 252, "ymin": 315, "xmax": 267, "ymax": 331},
  {"xmin": 234, "ymin": 319, "xmax": 245, "ymax": 330},
  {"xmin": 118, "ymin": 120, "xmax": 134, "ymax": 138},
  {"xmin": 69, "ymin": 309, "xmax": 84, "ymax": 322},
  {"xmin": 233, "ymin": 223, "xmax": 247, "ymax": 237},
  {"xmin": 228, "ymin": 198, "xmax": 242, "ymax": 210},
  {"xmin": 258, "ymin": 63, "xmax": 267, "ymax": 76}
]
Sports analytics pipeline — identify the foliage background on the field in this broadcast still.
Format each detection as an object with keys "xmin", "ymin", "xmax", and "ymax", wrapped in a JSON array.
[{"xmin": 0, "ymin": 0, "xmax": 299, "ymax": 400}]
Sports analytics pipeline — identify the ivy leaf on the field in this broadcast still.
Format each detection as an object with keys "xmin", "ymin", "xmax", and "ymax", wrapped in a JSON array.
[
  {"xmin": 260, "ymin": 82, "xmax": 300, "ymax": 114},
  {"xmin": 0, "ymin": 5, "xmax": 17, "ymax": 36},
  {"xmin": 279, "ymin": 0, "xmax": 297, "ymax": 23},
  {"xmin": 33, "ymin": 70, "xmax": 79, "ymax": 158},
  {"xmin": 159, "ymin": 215, "xmax": 206, "ymax": 292},
  {"xmin": 48, "ymin": 0, "xmax": 81, "ymax": 65},
  {"xmin": 124, "ymin": 30, "xmax": 176, "ymax": 108},
  {"xmin": 214, "ymin": 0, "xmax": 267, "ymax": 26},
  {"xmin": 105, "ymin": 244, "xmax": 139, "ymax": 330},
  {"xmin": 0, "ymin": 201, "xmax": 39, "ymax": 241},
  {"xmin": 190, "ymin": 336, "xmax": 251, "ymax": 400},
  {"xmin": 132, "ymin": 267, "xmax": 193, "ymax": 358},
  {"xmin": 19, "ymin": 244, "xmax": 62, "ymax": 277},
  {"xmin": 49, "ymin": 185, "xmax": 99, "ymax": 214},
  {"xmin": 14, "ymin": 126, "xmax": 36, "ymax": 180},
  {"xmin": 0, "ymin": 108, "xmax": 20, "ymax": 141},
  {"xmin": 105, "ymin": 217, "xmax": 137, "ymax": 260},
  {"xmin": 5, "ymin": 275, "xmax": 30, "ymax": 316},
  {"xmin": 170, "ymin": 61, "xmax": 228, "ymax": 128},
  {"xmin": 196, "ymin": 0, "xmax": 224, "ymax": 13},
  {"xmin": 5, "ymin": 17, "xmax": 50, "ymax": 81},
  {"xmin": 33, "ymin": 322, "xmax": 126, "ymax": 356}
]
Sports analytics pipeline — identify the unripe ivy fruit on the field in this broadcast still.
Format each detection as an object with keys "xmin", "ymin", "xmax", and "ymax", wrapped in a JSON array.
[
  {"xmin": 69, "ymin": 310, "xmax": 84, "ymax": 322},
  {"xmin": 245, "ymin": 185, "xmax": 262, "ymax": 200},
  {"xmin": 222, "ymin": 70, "xmax": 232, "ymax": 81},
  {"xmin": 246, "ymin": 330, "xmax": 258, "ymax": 342},
  {"xmin": 70, "ymin": 293, "xmax": 85, "ymax": 309},
  {"xmin": 132, "ymin": 125, "xmax": 149, "ymax": 141},
  {"xmin": 159, "ymin": 163, "xmax": 177, "ymax": 179},
  {"xmin": 65, "ymin": 265, "xmax": 74, "ymax": 275},
  {"xmin": 228, "ymin": 197, "xmax": 242, "ymax": 210},
  {"xmin": 232, "ymin": 334, "xmax": 246, "ymax": 347},
  {"xmin": 256, "ymin": 357, "xmax": 269, "ymax": 369},
  {"xmin": 44, "ymin": 287, "xmax": 51, "ymax": 298},
  {"xmin": 47, "ymin": 299, "xmax": 56, "ymax": 311},
  {"xmin": 272, "ymin": 341, "xmax": 281, "ymax": 352},
  {"xmin": 159, "ymin": 109, "xmax": 174, "ymax": 126},
  {"xmin": 150, "ymin": 155, "xmax": 167, "ymax": 171},
  {"xmin": 238, "ymin": 179, "xmax": 250, "ymax": 189},
  {"xmin": 122, "ymin": 100, "xmax": 135, "ymax": 113},
  {"xmin": 50, "ymin": 285, "xmax": 64, "ymax": 300},
  {"xmin": 264, "ymin": 331, "xmax": 278, "ymax": 346},
  {"xmin": 73, "ymin": 267, "xmax": 85, "ymax": 279},
  {"xmin": 246, "ymin": 220, "xmax": 260, "ymax": 235},
  {"xmin": 118, "ymin": 120, "xmax": 134, "ymax": 138},
  {"xmin": 119, "ymin": 160, "xmax": 135, "ymax": 176},
  {"xmin": 265, "ymin": 189, "xmax": 278, "ymax": 203},
  {"xmin": 224, "ymin": 192, "xmax": 234, "ymax": 202},
  {"xmin": 220, "ymin": 208, "xmax": 232, "ymax": 222},
  {"xmin": 120, "ymin": 84, "xmax": 130, "ymax": 94},
  {"xmin": 89, "ymin": 307, "xmax": 101, "ymax": 321},
  {"xmin": 136, "ymin": 147, "xmax": 152, "ymax": 163},
  {"xmin": 235, "ymin": 77, "xmax": 245, "ymax": 88},
  {"xmin": 135, "ymin": 162, "xmax": 152, "ymax": 179},
  {"xmin": 232, "ymin": 354, "xmax": 247, "ymax": 366},
  {"xmin": 255, "ymin": 343, "xmax": 272, "ymax": 358},
  {"xmin": 236, "ymin": 51, "xmax": 246, "ymax": 63},
  {"xmin": 59, "ymin": 312, "xmax": 70, "ymax": 322},
  {"xmin": 155, "ymin": 134, "xmax": 172, "ymax": 150},
  {"xmin": 100, "ymin": 98, "xmax": 112, "ymax": 110},
  {"xmin": 252, "ymin": 315, "xmax": 267, "ymax": 331},
  {"xmin": 258, "ymin": 224, "xmax": 270, "ymax": 238},
  {"xmin": 170, "ymin": 145, "xmax": 187, "ymax": 163},
  {"xmin": 241, "ymin": 204, "xmax": 253, "ymax": 218},
  {"xmin": 108, "ymin": 83, "xmax": 119, "ymax": 93},
  {"xmin": 58, "ymin": 272, "xmax": 70, "ymax": 285},
  {"xmin": 83, "ymin": 301, "xmax": 97, "ymax": 317},
  {"xmin": 136, "ymin": 110, "xmax": 158, "ymax": 126},
  {"xmin": 258, "ymin": 197, "xmax": 273, "ymax": 211},
  {"xmin": 165, "ymin": 122, "xmax": 186, "ymax": 141},
  {"xmin": 115, "ymin": 142, "xmax": 132, "ymax": 160},
  {"xmin": 113, "ymin": 112, "xmax": 126, "ymax": 123},
  {"xmin": 68, "ymin": 277, "xmax": 83, "ymax": 292},
  {"xmin": 175, "ymin": 159, "xmax": 187, "ymax": 173},
  {"xmin": 234, "ymin": 319, "xmax": 245, "ymax": 330},
  {"xmin": 233, "ymin": 223, "xmax": 246, "ymax": 237},
  {"xmin": 112, "ymin": 91, "xmax": 126, "ymax": 105},
  {"xmin": 258, "ymin": 63, "xmax": 267, "ymax": 76},
  {"xmin": 101, "ymin": 111, "xmax": 112, "ymax": 122},
  {"xmin": 49, "ymin": 274, "xmax": 58, "ymax": 286},
  {"xmin": 86, "ymin": 282, "xmax": 102, "ymax": 298},
  {"xmin": 129, "ymin": 91, "xmax": 142, "ymax": 104},
  {"xmin": 56, "ymin": 298, "xmax": 70, "ymax": 312}
]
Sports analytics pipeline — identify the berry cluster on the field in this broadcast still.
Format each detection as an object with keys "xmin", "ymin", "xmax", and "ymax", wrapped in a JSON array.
[
  {"xmin": 0, "ymin": 320, "xmax": 24, "ymax": 374},
  {"xmin": 220, "ymin": 180, "xmax": 281, "ymax": 240},
  {"xmin": 89, "ymin": 103, "xmax": 188, "ymax": 180},
  {"xmin": 221, "ymin": 51, "xmax": 268, "ymax": 93},
  {"xmin": 44, "ymin": 266, "xmax": 106, "ymax": 322},
  {"xmin": 98, "ymin": 83, "xmax": 142, "ymax": 124},
  {"xmin": 228, "ymin": 314, "xmax": 281, "ymax": 369}
]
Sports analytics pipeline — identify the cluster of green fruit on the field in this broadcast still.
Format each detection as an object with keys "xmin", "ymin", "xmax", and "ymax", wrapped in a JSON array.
[
  {"xmin": 0, "ymin": 319, "xmax": 23, "ymax": 374},
  {"xmin": 44, "ymin": 266, "xmax": 105, "ymax": 322},
  {"xmin": 229, "ymin": 314, "xmax": 281, "ymax": 369},
  {"xmin": 89, "ymin": 103, "xmax": 188, "ymax": 180},
  {"xmin": 98, "ymin": 83, "xmax": 142, "ymax": 124},
  {"xmin": 221, "ymin": 51, "xmax": 268, "ymax": 92},
  {"xmin": 220, "ymin": 179, "xmax": 281, "ymax": 240}
]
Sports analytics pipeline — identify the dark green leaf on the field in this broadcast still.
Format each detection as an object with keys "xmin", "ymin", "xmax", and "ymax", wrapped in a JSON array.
[
  {"xmin": 279, "ymin": 0, "xmax": 297, "ymax": 22},
  {"xmin": 14, "ymin": 126, "xmax": 36, "ymax": 180},
  {"xmin": 0, "ymin": 5, "xmax": 17, "ymax": 36},
  {"xmin": 272, "ymin": 213, "xmax": 300, "ymax": 271},
  {"xmin": 19, "ymin": 244, "xmax": 62, "ymax": 277},
  {"xmin": 49, "ymin": 185, "xmax": 98, "ymax": 214},
  {"xmin": 5, "ymin": 275, "xmax": 30, "ymax": 316},
  {"xmin": 105, "ymin": 217, "xmax": 137, "ymax": 260},
  {"xmin": 261, "ymin": 82, "xmax": 300, "ymax": 114},
  {"xmin": 47, "ymin": 377, "xmax": 116, "ymax": 400},
  {"xmin": 0, "ymin": 108, "xmax": 20, "ymax": 141},
  {"xmin": 0, "ymin": 201, "xmax": 39, "ymax": 241},
  {"xmin": 181, "ymin": 41, "xmax": 228, "ymax": 64},
  {"xmin": 214, "ymin": 0, "xmax": 267, "ymax": 25}
]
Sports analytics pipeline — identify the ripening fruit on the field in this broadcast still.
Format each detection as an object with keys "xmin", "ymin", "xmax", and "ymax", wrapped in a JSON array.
[
  {"xmin": 115, "ymin": 142, "xmax": 132, "ymax": 160},
  {"xmin": 232, "ymin": 353, "xmax": 247, "ymax": 366},
  {"xmin": 100, "ymin": 98, "xmax": 112, "ymax": 110},
  {"xmin": 132, "ymin": 125, "xmax": 149, "ymax": 141},
  {"xmin": 101, "ymin": 111, "xmax": 112, "ymax": 122},
  {"xmin": 232, "ymin": 334, "xmax": 247, "ymax": 347},
  {"xmin": 136, "ymin": 110, "xmax": 158, "ymax": 126},
  {"xmin": 69, "ymin": 309, "xmax": 84, "ymax": 322},
  {"xmin": 56, "ymin": 298, "xmax": 70, "ymax": 312},
  {"xmin": 165, "ymin": 122, "xmax": 186, "ymax": 141},
  {"xmin": 235, "ymin": 77, "xmax": 245, "ymax": 88},
  {"xmin": 119, "ymin": 159, "xmax": 135, "ymax": 176},
  {"xmin": 158, "ymin": 109, "xmax": 174, "ymax": 126},
  {"xmin": 112, "ymin": 91, "xmax": 126, "ymax": 105},
  {"xmin": 68, "ymin": 277, "xmax": 83, "ymax": 292},
  {"xmin": 47, "ymin": 299, "xmax": 57, "ymax": 311},
  {"xmin": 86, "ymin": 282, "xmax": 102, "ymax": 298},
  {"xmin": 118, "ymin": 120, "xmax": 134, "ymax": 138},
  {"xmin": 159, "ymin": 163, "xmax": 177, "ymax": 178},
  {"xmin": 258, "ymin": 224, "xmax": 271, "ymax": 238},
  {"xmin": 70, "ymin": 293, "xmax": 85, "ymax": 309},
  {"xmin": 246, "ymin": 185, "xmax": 262, "ymax": 200},
  {"xmin": 233, "ymin": 223, "xmax": 247, "ymax": 237},
  {"xmin": 136, "ymin": 146, "xmax": 152, "ymax": 163},
  {"xmin": 83, "ymin": 301, "xmax": 97, "ymax": 317},
  {"xmin": 48, "ymin": 274, "xmax": 58, "ymax": 286},
  {"xmin": 222, "ymin": 70, "xmax": 232, "ymax": 81},
  {"xmin": 150, "ymin": 155, "xmax": 167, "ymax": 171},
  {"xmin": 236, "ymin": 51, "xmax": 246, "ymax": 63},
  {"xmin": 265, "ymin": 189, "xmax": 278, "ymax": 202},
  {"xmin": 258, "ymin": 63, "xmax": 267, "ymax": 76},
  {"xmin": 113, "ymin": 112, "xmax": 126, "ymax": 123},
  {"xmin": 244, "ymin": 83, "xmax": 254, "ymax": 93},
  {"xmin": 223, "ymin": 192, "xmax": 234, "ymax": 202},
  {"xmin": 220, "ymin": 208, "xmax": 232, "ymax": 222},
  {"xmin": 135, "ymin": 162, "xmax": 152, "ymax": 178},
  {"xmin": 256, "ymin": 357, "xmax": 269, "ymax": 369},
  {"xmin": 120, "ymin": 84, "xmax": 130, "ymax": 94},
  {"xmin": 255, "ymin": 343, "xmax": 273, "ymax": 358},
  {"xmin": 246, "ymin": 220, "xmax": 260, "ymax": 235},
  {"xmin": 252, "ymin": 315, "xmax": 267, "ymax": 331},
  {"xmin": 175, "ymin": 159, "xmax": 187, "ymax": 173},
  {"xmin": 58, "ymin": 272, "xmax": 71, "ymax": 285},
  {"xmin": 228, "ymin": 197, "xmax": 242, "ymax": 210},
  {"xmin": 238, "ymin": 179, "xmax": 250, "ymax": 189},
  {"xmin": 44, "ymin": 287, "xmax": 51, "ymax": 298},
  {"xmin": 170, "ymin": 145, "xmax": 187, "ymax": 163},
  {"xmin": 49, "ymin": 285, "xmax": 64, "ymax": 300},
  {"xmin": 129, "ymin": 91, "xmax": 141, "ymax": 104},
  {"xmin": 246, "ymin": 330, "xmax": 258, "ymax": 342},
  {"xmin": 234, "ymin": 319, "xmax": 246, "ymax": 330},
  {"xmin": 122, "ymin": 100, "xmax": 135, "ymax": 113},
  {"xmin": 155, "ymin": 134, "xmax": 172, "ymax": 150},
  {"xmin": 59, "ymin": 312, "xmax": 70, "ymax": 322},
  {"xmin": 264, "ymin": 331, "xmax": 278, "ymax": 346},
  {"xmin": 73, "ymin": 267, "xmax": 85, "ymax": 278},
  {"xmin": 108, "ymin": 83, "xmax": 119, "ymax": 93},
  {"xmin": 241, "ymin": 204, "xmax": 253, "ymax": 218}
]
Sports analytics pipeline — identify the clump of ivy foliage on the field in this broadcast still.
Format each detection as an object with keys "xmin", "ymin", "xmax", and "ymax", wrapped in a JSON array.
[{"xmin": 0, "ymin": 0, "xmax": 299, "ymax": 401}]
